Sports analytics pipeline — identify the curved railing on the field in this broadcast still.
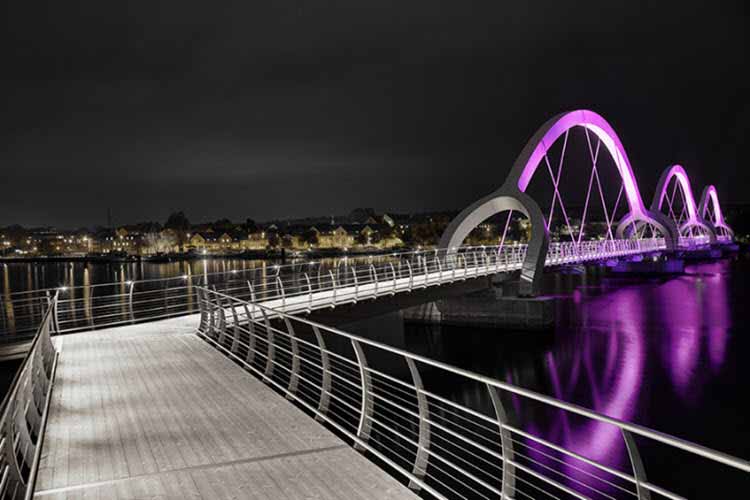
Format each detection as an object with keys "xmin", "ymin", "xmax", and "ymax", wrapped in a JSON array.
[
  {"xmin": 0, "ymin": 292, "xmax": 58, "ymax": 499},
  {"xmin": 195, "ymin": 287, "xmax": 749, "ymax": 500},
  {"xmin": 1, "ymin": 240, "xmax": 669, "ymax": 341}
]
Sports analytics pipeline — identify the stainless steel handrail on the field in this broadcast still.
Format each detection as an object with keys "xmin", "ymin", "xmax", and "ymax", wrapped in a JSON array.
[
  {"xmin": 196, "ymin": 286, "xmax": 749, "ymax": 500},
  {"xmin": 0, "ymin": 292, "xmax": 59, "ymax": 499}
]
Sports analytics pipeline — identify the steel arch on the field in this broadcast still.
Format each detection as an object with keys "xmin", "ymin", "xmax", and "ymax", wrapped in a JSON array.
[
  {"xmin": 440, "ymin": 110, "xmax": 674, "ymax": 296},
  {"xmin": 699, "ymin": 185, "xmax": 734, "ymax": 240},
  {"xmin": 651, "ymin": 164, "xmax": 716, "ymax": 244}
]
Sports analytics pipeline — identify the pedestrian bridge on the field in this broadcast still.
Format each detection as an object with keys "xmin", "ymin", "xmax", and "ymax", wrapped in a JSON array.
[{"xmin": 0, "ymin": 109, "xmax": 746, "ymax": 499}]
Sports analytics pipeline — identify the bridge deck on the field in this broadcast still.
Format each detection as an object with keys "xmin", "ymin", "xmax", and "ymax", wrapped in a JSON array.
[{"xmin": 34, "ymin": 318, "xmax": 418, "ymax": 500}]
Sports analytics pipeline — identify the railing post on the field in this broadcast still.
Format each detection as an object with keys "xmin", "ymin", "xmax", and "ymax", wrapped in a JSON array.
[
  {"xmin": 312, "ymin": 325, "xmax": 332, "ymax": 422},
  {"xmin": 246, "ymin": 281, "xmax": 257, "ymax": 302},
  {"xmin": 406, "ymin": 358, "xmax": 431, "ymax": 490},
  {"xmin": 329, "ymin": 270, "xmax": 337, "ymax": 307},
  {"xmin": 304, "ymin": 272, "xmax": 312, "ymax": 312},
  {"xmin": 622, "ymin": 429, "xmax": 652, "ymax": 500},
  {"xmin": 242, "ymin": 303, "xmax": 256, "ymax": 364},
  {"xmin": 351, "ymin": 339, "xmax": 373, "ymax": 451},
  {"xmin": 436, "ymin": 252, "xmax": 443, "ymax": 282},
  {"xmin": 276, "ymin": 276, "xmax": 286, "ymax": 310},
  {"xmin": 423, "ymin": 254, "xmax": 429, "ymax": 287},
  {"xmin": 406, "ymin": 261, "xmax": 413, "ymax": 291},
  {"xmin": 229, "ymin": 301, "xmax": 241, "ymax": 354},
  {"xmin": 389, "ymin": 263, "xmax": 397, "ymax": 295},
  {"xmin": 487, "ymin": 385, "xmax": 516, "ymax": 499},
  {"xmin": 261, "ymin": 308, "xmax": 275, "ymax": 381},
  {"xmin": 214, "ymin": 287, "xmax": 227, "ymax": 345},
  {"xmin": 351, "ymin": 266, "xmax": 359, "ymax": 301},
  {"xmin": 44, "ymin": 290, "xmax": 52, "ymax": 331},
  {"xmin": 53, "ymin": 290, "xmax": 61, "ymax": 334},
  {"xmin": 283, "ymin": 317, "xmax": 300, "ymax": 399},
  {"xmin": 370, "ymin": 264, "xmax": 378, "ymax": 297},
  {"xmin": 208, "ymin": 286, "xmax": 220, "ymax": 338},
  {"xmin": 196, "ymin": 288, "xmax": 208, "ymax": 334},
  {"xmin": 127, "ymin": 280, "xmax": 135, "ymax": 324}
]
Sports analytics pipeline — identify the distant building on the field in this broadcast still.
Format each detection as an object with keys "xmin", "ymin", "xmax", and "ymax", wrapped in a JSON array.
[
  {"xmin": 242, "ymin": 231, "xmax": 267, "ymax": 250},
  {"xmin": 318, "ymin": 225, "xmax": 353, "ymax": 249},
  {"xmin": 188, "ymin": 232, "xmax": 219, "ymax": 252}
]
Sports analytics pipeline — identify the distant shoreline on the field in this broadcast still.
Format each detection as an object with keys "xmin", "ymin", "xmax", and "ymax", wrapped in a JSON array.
[{"xmin": 0, "ymin": 246, "xmax": 413, "ymax": 264}]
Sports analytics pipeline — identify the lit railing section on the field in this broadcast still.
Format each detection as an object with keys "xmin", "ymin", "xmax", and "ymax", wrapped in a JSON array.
[
  {"xmin": 678, "ymin": 236, "xmax": 711, "ymax": 248},
  {"xmin": 221, "ymin": 245, "xmax": 529, "ymax": 314},
  {"xmin": 195, "ymin": 287, "xmax": 750, "ymax": 500},
  {"xmin": 1, "ymin": 240, "xmax": 669, "ymax": 340},
  {"xmin": 0, "ymin": 292, "xmax": 59, "ymax": 499},
  {"xmin": 546, "ymin": 238, "xmax": 665, "ymax": 265}
]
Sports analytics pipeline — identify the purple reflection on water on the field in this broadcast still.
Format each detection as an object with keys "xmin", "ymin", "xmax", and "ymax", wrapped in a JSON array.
[
  {"xmin": 660, "ymin": 277, "xmax": 703, "ymax": 399},
  {"xmin": 689, "ymin": 262, "xmax": 731, "ymax": 373},
  {"xmin": 522, "ymin": 261, "xmax": 731, "ymax": 480},
  {"xmin": 550, "ymin": 288, "xmax": 644, "ymax": 467}
]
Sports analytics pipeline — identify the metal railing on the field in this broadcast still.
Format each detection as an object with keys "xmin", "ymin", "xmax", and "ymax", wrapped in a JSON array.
[
  {"xmin": 195, "ymin": 286, "xmax": 749, "ymax": 500},
  {"xmin": 1, "ymin": 239, "xmax": 666, "ymax": 341},
  {"xmin": 677, "ymin": 236, "xmax": 711, "ymax": 248},
  {"xmin": 0, "ymin": 292, "xmax": 59, "ymax": 499}
]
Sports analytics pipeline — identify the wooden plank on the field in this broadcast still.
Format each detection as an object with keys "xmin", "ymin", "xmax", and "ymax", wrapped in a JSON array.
[{"xmin": 34, "ymin": 319, "xmax": 418, "ymax": 500}]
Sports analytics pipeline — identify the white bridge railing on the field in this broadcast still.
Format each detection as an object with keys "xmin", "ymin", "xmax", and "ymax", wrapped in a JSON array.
[
  {"xmin": 1, "ymin": 239, "xmax": 666, "ymax": 340},
  {"xmin": 195, "ymin": 287, "xmax": 750, "ymax": 500},
  {"xmin": 0, "ymin": 292, "xmax": 59, "ymax": 499},
  {"xmin": 677, "ymin": 236, "xmax": 712, "ymax": 248}
]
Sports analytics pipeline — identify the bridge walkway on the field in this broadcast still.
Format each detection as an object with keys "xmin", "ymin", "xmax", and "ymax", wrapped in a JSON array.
[{"xmin": 33, "ymin": 318, "xmax": 418, "ymax": 500}]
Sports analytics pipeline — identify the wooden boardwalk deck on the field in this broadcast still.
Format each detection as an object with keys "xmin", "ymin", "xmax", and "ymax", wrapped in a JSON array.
[{"xmin": 34, "ymin": 318, "xmax": 419, "ymax": 500}]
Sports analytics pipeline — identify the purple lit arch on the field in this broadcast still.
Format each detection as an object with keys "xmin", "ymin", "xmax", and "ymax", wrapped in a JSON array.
[
  {"xmin": 651, "ymin": 164, "xmax": 716, "ymax": 244},
  {"xmin": 699, "ymin": 185, "xmax": 734, "ymax": 240},
  {"xmin": 439, "ymin": 110, "xmax": 676, "ymax": 296}
]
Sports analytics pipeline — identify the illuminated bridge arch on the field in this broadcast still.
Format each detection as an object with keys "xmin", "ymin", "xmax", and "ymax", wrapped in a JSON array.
[
  {"xmin": 439, "ymin": 110, "xmax": 676, "ymax": 296},
  {"xmin": 651, "ymin": 164, "xmax": 716, "ymax": 245},
  {"xmin": 699, "ymin": 185, "xmax": 734, "ymax": 241}
]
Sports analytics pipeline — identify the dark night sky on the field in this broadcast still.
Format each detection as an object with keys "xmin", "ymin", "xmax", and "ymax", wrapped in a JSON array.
[{"xmin": 1, "ymin": 1, "xmax": 747, "ymax": 228}]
